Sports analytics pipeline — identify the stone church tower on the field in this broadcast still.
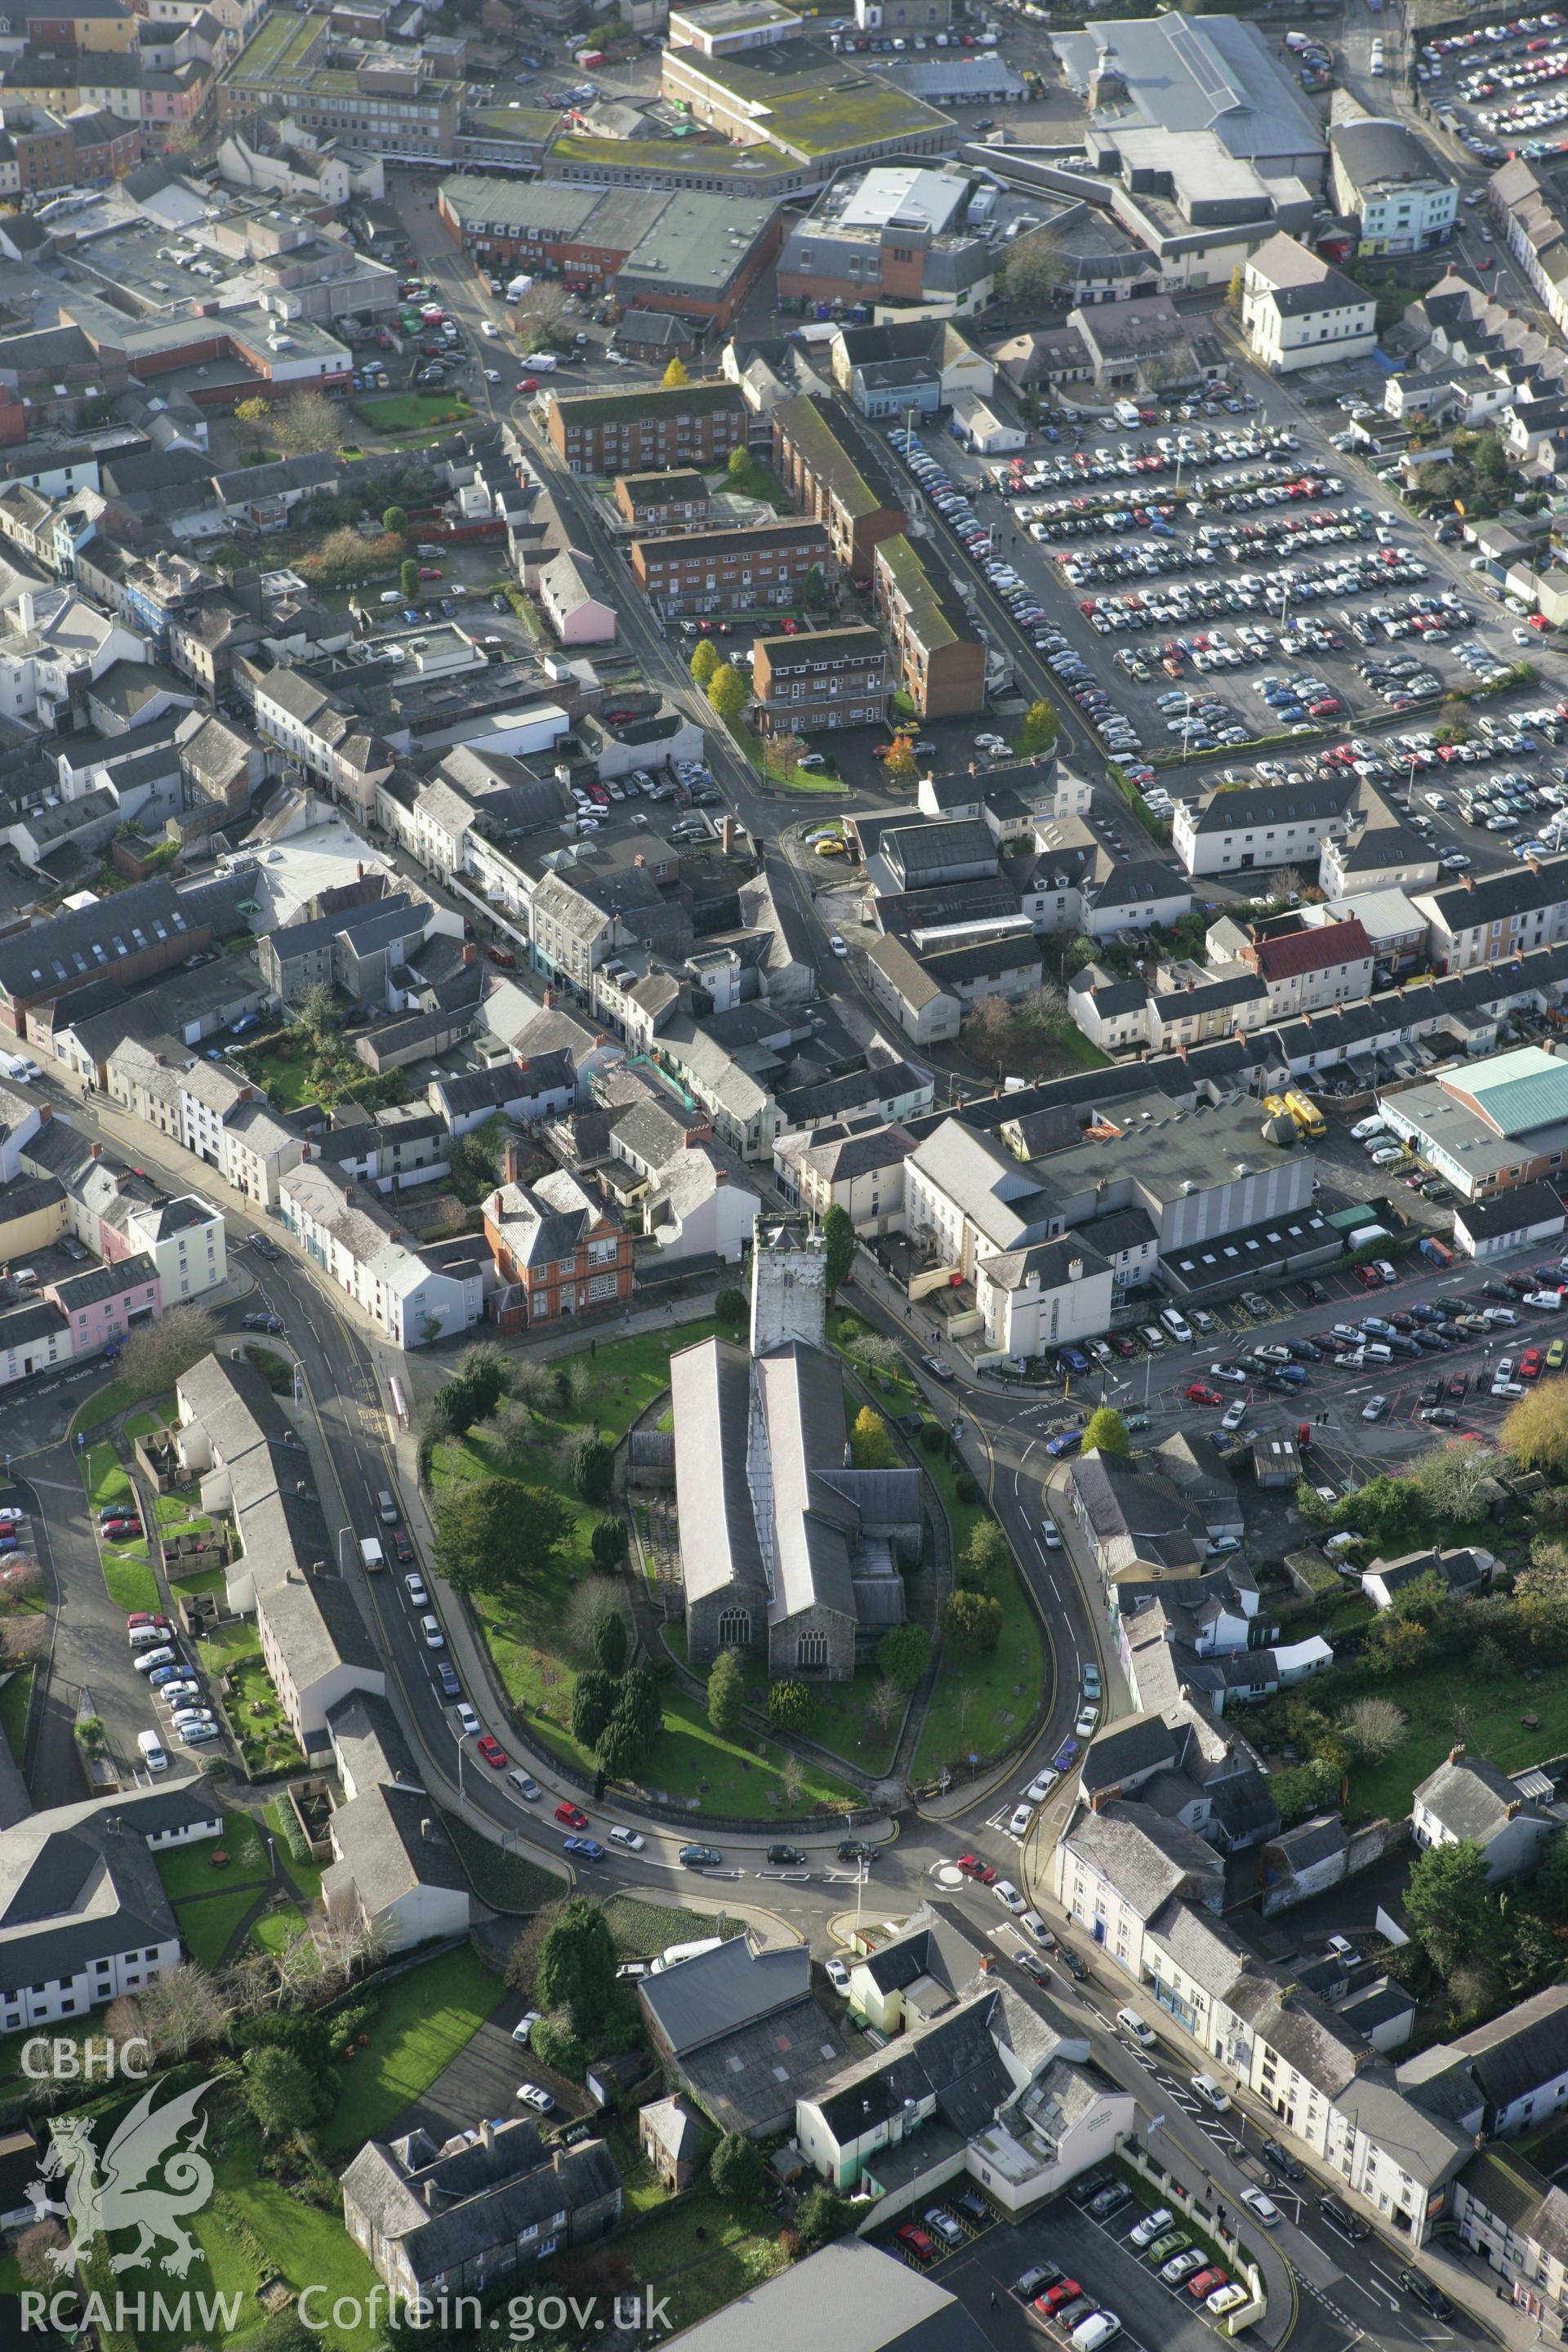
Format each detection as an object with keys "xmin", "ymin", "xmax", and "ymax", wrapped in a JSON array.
[{"xmin": 749, "ymin": 1214, "xmax": 827, "ymax": 1359}]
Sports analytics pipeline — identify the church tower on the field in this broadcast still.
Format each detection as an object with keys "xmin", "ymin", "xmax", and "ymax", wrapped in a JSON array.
[{"xmin": 749, "ymin": 1214, "xmax": 827, "ymax": 1358}]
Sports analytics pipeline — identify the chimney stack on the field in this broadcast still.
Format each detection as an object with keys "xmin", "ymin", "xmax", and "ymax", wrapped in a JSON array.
[
  {"xmin": 722, "ymin": 814, "xmax": 737, "ymax": 855},
  {"xmin": 502, "ymin": 1135, "xmax": 523, "ymax": 1186},
  {"xmin": 90, "ymin": 1143, "xmax": 101, "ymax": 1159},
  {"xmin": 542, "ymin": 985, "xmax": 555, "ymax": 1009},
  {"xmin": 462, "ymin": 942, "xmax": 477, "ymax": 964}
]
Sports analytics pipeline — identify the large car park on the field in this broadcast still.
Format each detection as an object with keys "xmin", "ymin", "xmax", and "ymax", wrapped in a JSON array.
[{"xmin": 882, "ymin": 410, "xmax": 1540, "ymax": 808}]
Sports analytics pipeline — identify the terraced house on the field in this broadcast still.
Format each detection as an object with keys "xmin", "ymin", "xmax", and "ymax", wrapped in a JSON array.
[
  {"xmin": 546, "ymin": 381, "xmax": 747, "ymax": 478},
  {"xmin": 630, "ymin": 518, "xmax": 831, "ymax": 617}
]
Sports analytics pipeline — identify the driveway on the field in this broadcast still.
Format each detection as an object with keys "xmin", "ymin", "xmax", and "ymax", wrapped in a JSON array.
[{"xmin": 381, "ymin": 1987, "xmax": 592, "ymax": 2145}]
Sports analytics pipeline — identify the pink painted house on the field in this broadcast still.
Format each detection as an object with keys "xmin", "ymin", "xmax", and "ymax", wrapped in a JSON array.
[{"xmin": 48, "ymin": 1250, "xmax": 161, "ymax": 1356}]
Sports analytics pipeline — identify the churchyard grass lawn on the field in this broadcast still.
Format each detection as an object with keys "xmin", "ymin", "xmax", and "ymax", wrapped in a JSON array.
[
  {"xmin": 826, "ymin": 1309, "xmax": 1047, "ymax": 1783},
  {"xmin": 322, "ymin": 1944, "xmax": 499, "ymax": 2153},
  {"xmin": 426, "ymin": 1314, "xmax": 880, "ymax": 1821}
]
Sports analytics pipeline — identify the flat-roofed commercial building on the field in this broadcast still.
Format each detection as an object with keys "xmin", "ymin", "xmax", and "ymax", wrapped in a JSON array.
[
  {"xmin": 873, "ymin": 530, "xmax": 984, "ymax": 717},
  {"xmin": 218, "ymin": 11, "xmax": 462, "ymax": 161},
  {"xmin": 630, "ymin": 519, "xmax": 832, "ymax": 616},
  {"xmin": 752, "ymin": 623, "xmax": 888, "ymax": 734},
  {"xmin": 438, "ymin": 176, "xmax": 783, "ymax": 329},
  {"xmin": 1376, "ymin": 1045, "xmax": 1568, "ymax": 1204}
]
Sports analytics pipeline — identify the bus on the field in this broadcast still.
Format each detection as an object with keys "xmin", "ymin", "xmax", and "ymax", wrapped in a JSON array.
[{"xmin": 1284, "ymin": 1089, "xmax": 1326, "ymax": 1140}]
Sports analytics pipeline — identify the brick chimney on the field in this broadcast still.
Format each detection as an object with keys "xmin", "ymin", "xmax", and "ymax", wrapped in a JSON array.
[
  {"xmin": 502, "ymin": 1136, "xmax": 523, "ymax": 1186},
  {"xmin": 90, "ymin": 1143, "xmax": 101, "ymax": 1159},
  {"xmin": 344, "ymin": 1183, "xmax": 356, "ymax": 1204},
  {"xmin": 462, "ymin": 943, "xmax": 477, "ymax": 964},
  {"xmin": 542, "ymin": 985, "xmax": 555, "ymax": 1009},
  {"xmin": 1449, "ymin": 1741, "xmax": 1466, "ymax": 1764}
]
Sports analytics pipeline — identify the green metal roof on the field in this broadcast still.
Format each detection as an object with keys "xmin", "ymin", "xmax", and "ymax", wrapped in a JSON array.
[{"xmin": 1454, "ymin": 1046, "xmax": 1568, "ymax": 1138}]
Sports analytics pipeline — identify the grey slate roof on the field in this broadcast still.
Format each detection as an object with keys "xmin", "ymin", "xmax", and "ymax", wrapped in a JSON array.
[
  {"xmin": 659, "ymin": 2236, "xmax": 995, "ymax": 2352},
  {"xmin": 639, "ymin": 1934, "xmax": 806, "ymax": 2057}
]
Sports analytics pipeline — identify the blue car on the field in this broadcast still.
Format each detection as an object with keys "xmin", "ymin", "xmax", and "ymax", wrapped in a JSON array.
[
  {"xmin": 437, "ymin": 1660, "xmax": 461, "ymax": 1699},
  {"xmin": 564, "ymin": 1836, "xmax": 606, "ymax": 1861},
  {"xmin": 1045, "ymin": 1428, "xmax": 1084, "ymax": 1459},
  {"xmin": 1057, "ymin": 1346, "xmax": 1091, "ymax": 1376},
  {"xmin": 1054, "ymin": 1739, "xmax": 1080, "ymax": 1772},
  {"xmin": 147, "ymin": 1663, "xmax": 188, "ymax": 1688}
]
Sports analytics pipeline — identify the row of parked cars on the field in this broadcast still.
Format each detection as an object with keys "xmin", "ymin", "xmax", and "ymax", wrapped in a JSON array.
[
  {"xmin": 129, "ymin": 1608, "xmax": 220, "ymax": 1769},
  {"xmin": 895, "ymin": 2185, "xmax": 995, "ymax": 2269},
  {"xmin": 995, "ymin": 424, "xmax": 1300, "ymax": 501}
]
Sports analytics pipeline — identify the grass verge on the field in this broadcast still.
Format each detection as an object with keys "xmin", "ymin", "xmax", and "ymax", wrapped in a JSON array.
[
  {"xmin": 172, "ymin": 1886, "xmax": 260, "ymax": 1969},
  {"xmin": 0, "ymin": 1664, "xmax": 30, "ymax": 1763}
]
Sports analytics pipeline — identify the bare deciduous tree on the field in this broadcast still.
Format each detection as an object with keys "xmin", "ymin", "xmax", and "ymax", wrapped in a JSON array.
[
  {"xmin": 117, "ymin": 1303, "xmax": 222, "ymax": 1401},
  {"xmin": 16, "ymin": 2221, "xmax": 67, "ymax": 2292},
  {"xmin": 565, "ymin": 1573, "xmax": 626, "ymax": 1657},
  {"xmin": 962, "ymin": 994, "xmax": 1017, "ymax": 1075},
  {"xmin": 780, "ymin": 1751, "xmax": 805, "ymax": 1809},
  {"xmin": 0, "ymin": 1557, "xmax": 43, "ymax": 1606},
  {"xmin": 1407, "ymin": 1439, "xmax": 1495, "ymax": 1525},
  {"xmin": 1339, "ymin": 1695, "xmax": 1407, "ymax": 1765},
  {"xmin": 2, "ymin": 1611, "xmax": 46, "ymax": 1665},
  {"xmin": 866, "ymin": 1678, "xmax": 901, "ymax": 1734},
  {"xmin": 515, "ymin": 281, "xmax": 571, "ymax": 344},
  {"xmin": 138, "ymin": 1962, "xmax": 228, "ymax": 2058},
  {"xmin": 271, "ymin": 389, "xmax": 341, "ymax": 457}
]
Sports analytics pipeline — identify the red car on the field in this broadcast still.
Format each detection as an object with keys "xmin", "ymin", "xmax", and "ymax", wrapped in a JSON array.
[
  {"xmin": 898, "ymin": 2225, "xmax": 936, "ymax": 2264},
  {"xmin": 1521, "ymin": 1348, "xmax": 1544, "ymax": 1380},
  {"xmin": 392, "ymin": 1530, "xmax": 414, "ymax": 1565},
  {"xmin": 418, "ymin": 564, "xmax": 443, "ymax": 581},
  {"xmin": 520, "ymin": 377, "xmax": 539, "ymax": 392},
  {"xmin": 956, "ymin": 1853, "xmax": 997, "ymax": 1884},
  {"xmin": 103, "ymin": 1520, "xmax": 142, "ymax": 1540},
  {"xmin": 1353, "ymin": 1264, "xmax": 1383, "ymax": 1290},
  {"xmin": 1449, "ymin": 1372, "xmax": 1469, "ymax": 1399},
  {"xmin": 1040, "ymin": 2279, "xmax": 1084, "ymax": 2314},
  {"xmin": 780, "ymin": 616, "xmax": 800, "ymax": 634},
  {"xmin": 476, "ymin": 1735, "xmax": 508, "ymax": 1769},
  {"xmin": 555, "ymin": 1801, "xmax": 589, "ymax": 1829},
  {"xmin": 127, "ymin": 1612, "xmax": 158, "ymax": 1628},
  {"xmin": 1184, "ymin": 1383, "xmax": 1223, "ymax": 1407},
  {"xmin": 1189, "ymin": 2270, "xmax": 1228, "ymax": 2301}
]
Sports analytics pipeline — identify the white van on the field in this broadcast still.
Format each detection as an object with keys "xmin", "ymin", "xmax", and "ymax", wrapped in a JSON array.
[
  {"xmin": 359, "ymin": 1536, "xmax": 385, "ymax": 1571},
  {"xmin": 1350, "ymin": 1116, "xmax": 1385, "ymax": 1142},
  {"xmin": 1348, "ymin": 1224, "xmax": 1390, "ymax": 1248},
  {"xmin": 1072, "ymin": 2316, "xmax": 1122, "ymax": 2352},
  {"xmin": 649, "ymin": 1936, "xmax": 726, "ymax": 1975},
  {"xmin": 137, "ymin": 1729, "xmax": 168, "ymax": 1773},
  {"xmin": 128, "ymin": 1623, "xmax": 167, "ymax": 1650},
  {"xmin": 1159, "ymin": 1307, "xmax": 1193, "ymax": 1344}
]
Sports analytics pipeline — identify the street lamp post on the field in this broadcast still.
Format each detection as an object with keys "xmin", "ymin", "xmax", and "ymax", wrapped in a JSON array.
[{"xmin": 452, "ymin": 1720, "xmax": 469, "ymax": 1816}]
